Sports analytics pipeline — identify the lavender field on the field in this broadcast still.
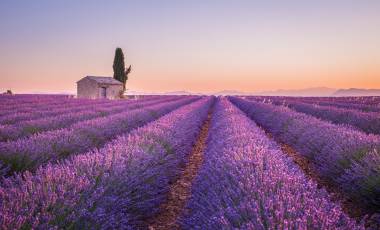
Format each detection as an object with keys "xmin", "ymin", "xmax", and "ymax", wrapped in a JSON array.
[{"xmin": 0, "ymin": 95, "xmax": 379, "ymax": 229}]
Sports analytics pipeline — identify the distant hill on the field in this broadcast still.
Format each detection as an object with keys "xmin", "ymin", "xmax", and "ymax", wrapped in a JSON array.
[
  {"xmin": 214, "ymin": 90, "xmax": 250, "ymax": 96},
  {"xmin": 257, "ymin": 87, "xmax": 337, "ymax": 97},
  {"xmin": 255, "ymin": 87, "xmax": 380, "ymax": 97},
  {"xmin": 332, "ymin": 88, "xmax": 380, "ymax": 96},
  {"xmin": 163, "ymin": 91, "xmax": 194, "ymax": 95}
]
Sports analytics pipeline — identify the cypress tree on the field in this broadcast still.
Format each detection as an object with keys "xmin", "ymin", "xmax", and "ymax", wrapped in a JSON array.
[
  {"xmin": 113, "ymin": 48, "xmax": 132, "ymax": 92},
  {"xmin": 113, "ymin": 48, "xmax": 126, "ymax": 89}
]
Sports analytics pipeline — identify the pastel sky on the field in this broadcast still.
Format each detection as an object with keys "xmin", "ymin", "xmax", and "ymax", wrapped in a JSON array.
[{"xmin": 0, "ymin": 0, "xmax": 379, "ymax": 94}]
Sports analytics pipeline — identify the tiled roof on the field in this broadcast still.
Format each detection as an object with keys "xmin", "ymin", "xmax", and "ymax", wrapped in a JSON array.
[{"xmin": 78, "ymin": 76, "xmax": 123, "ymax": 85}]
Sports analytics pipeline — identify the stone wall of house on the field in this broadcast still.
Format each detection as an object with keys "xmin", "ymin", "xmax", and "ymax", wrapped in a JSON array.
[{"xmin": 77, "ymin": 78, "xmax": 99, "ymax": 99}]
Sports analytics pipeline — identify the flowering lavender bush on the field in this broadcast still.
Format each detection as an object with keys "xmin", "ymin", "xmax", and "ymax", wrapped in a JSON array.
[
  {"xmin": 230, "ymin": 96, "xmax": 380, "ymax": 209},
  {"xmin": 0, "ymin": 97, "xmax": 213, "ymax": 229},
  {"xmin": 180, "ymin": 98, "xmax": 362, "ymax": 229},
  {"xmin": 0, "ymin": 96, "xmax": 199, "ymax": 173},
  {"xmin": 0, "ymin": 96, "xmax": 178, "ymax": 142}
]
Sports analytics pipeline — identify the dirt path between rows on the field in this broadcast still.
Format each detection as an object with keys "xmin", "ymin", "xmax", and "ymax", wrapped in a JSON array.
[{"xmin": 147, "ymin": 107, "xmax": 213, "ymax": 230}]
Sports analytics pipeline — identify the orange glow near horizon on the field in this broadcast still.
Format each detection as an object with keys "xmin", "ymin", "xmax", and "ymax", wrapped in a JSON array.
[{"xmin": 1, "ymin": 58, "xmax": 379, "ymax": 94}]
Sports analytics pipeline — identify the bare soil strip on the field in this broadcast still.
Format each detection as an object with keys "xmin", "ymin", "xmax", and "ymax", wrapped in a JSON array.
[
  {"xmin": 264, "ymin": 132, "xmax": 379, "ymax": 228},
  {"xmin": 147, "ymin": 107, "xmax": 213, "ymax": 230}
]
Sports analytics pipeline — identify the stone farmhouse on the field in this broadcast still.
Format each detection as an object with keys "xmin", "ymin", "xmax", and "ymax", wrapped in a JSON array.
[{"xmin": 77, "ymin": 76, "xmax": 123, "ymax": 99}]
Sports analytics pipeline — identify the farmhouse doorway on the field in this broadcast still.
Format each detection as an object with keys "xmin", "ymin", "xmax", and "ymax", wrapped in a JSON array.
[{"xmin": 100, "ymin": 87, "xmax": 107, "ymax": 98}]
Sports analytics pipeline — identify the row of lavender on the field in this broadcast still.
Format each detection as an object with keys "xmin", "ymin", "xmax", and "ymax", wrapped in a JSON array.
[
  {"xmin": 0, "ymin": 96, "xmax": 179, "ymax": 142},
  {"xmin": 0, "ymin": 96, "xmax": 199, "ymax": 174},
  {"xmin": 0, "ymin": 94, "xmax": 71, "ymax": 106},
  {"xmin": 301, "ymin": 96, "xmax": 380, "ymax": 106},
  {"xmin": 250, "ymin": 96, "xmax": 380, "ymax": 112},
  {"xmin": 0, "ymin": 98, "xmax": 120, "ymax": 124},
  {"xmin": 0, "ymin": 95, "xmax": 94, "ymax": 114},
  {"xmin": 0, "ymin": 95, "xmax": 161, "ymax": 118},
  {"xmin": 251, "ymin": 97, "xmax": 380, "ymax": 135},
  {"xmin": 180, "ymin": 98, "xmax": 361, "ymax": 229},
  {"xmin": 230, "ymin": 97, "xmax": 380, "ymax": 211},
  {"xmin": 256, "ymin": 96, "xmax": 380, "ymax": 106},
  {"xmin": 0, "ymin": 96, "xmax": 163, "ymax": 124},
  {"xmin": 287, "ymin": 96, "xmax": 380, "ymax": 113},
  {"xmin": 299, "ymin": 99, "xmax": 380, "ymax": 112},
  {"xmin": 0, "ymin": 97, "xmax": 213, "ymax": 229}
]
